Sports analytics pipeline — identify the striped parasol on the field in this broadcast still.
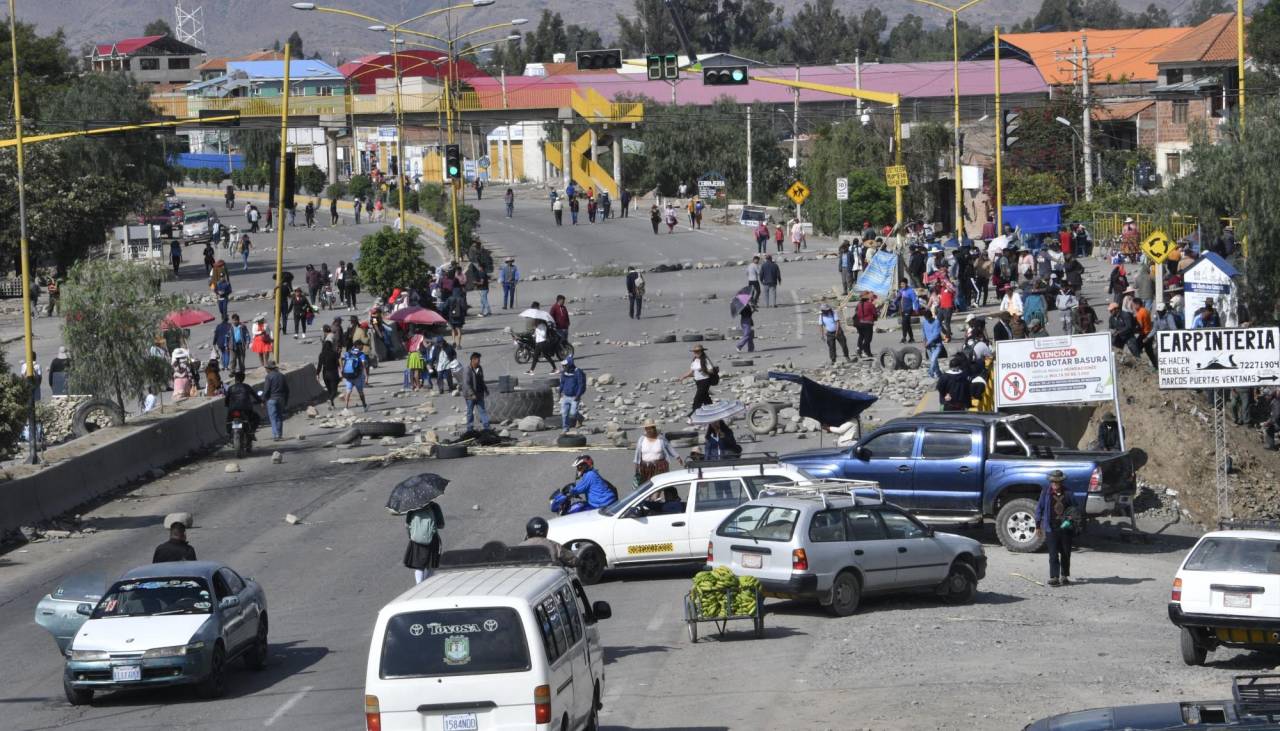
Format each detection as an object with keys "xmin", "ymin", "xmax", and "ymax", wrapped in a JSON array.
[{"xmin": 690, "ymin": 400, "xmax": 749, "ymax": 426}]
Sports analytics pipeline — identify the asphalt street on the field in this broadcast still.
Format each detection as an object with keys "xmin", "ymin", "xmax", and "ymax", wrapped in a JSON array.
[{"xmin": 0, "ymin": 189, "xmax": 1209, "ymax": 730}]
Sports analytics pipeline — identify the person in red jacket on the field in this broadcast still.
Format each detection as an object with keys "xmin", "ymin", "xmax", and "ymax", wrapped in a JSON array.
[
  {"xmin": 549, "ymin": 294, "xmax": 571, "ymax": 344},
  {"xmin": 853, "ymin": 291, "xmax": 878, "ymax": 359}
]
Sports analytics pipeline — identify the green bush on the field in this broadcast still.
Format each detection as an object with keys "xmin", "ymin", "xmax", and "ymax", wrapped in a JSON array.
[
  {"xmin": 324, "ymin": 181, "xmax": 347, "ymax": 202},
  {"xmin": 348, "ymin": 174, "xmax": 373, "ymax": 201},
  {"xmin": 297, "ymin": 164, "xmax": 327, "ymax": 196},
  {"xmin": 356, "ymin": 227, "xmax": 432, "ymax": 301},
  {"xmin": 419, "ymin": 183, "xmax": 447, "ymax": 219}
]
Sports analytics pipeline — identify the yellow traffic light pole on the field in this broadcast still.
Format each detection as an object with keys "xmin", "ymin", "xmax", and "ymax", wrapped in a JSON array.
[
  {"xmin": 9, "ymin": 0, "xmax": 36, "ymax": 463},
  {"xmin": 271, "ymin": 46, "xmax": 291, "ymax": 363}
]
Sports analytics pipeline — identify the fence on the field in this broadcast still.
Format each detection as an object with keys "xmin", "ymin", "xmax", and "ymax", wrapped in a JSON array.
[{"xmin": 1091, "ymin": 211, "xmax": 1241, "ymax": 247}]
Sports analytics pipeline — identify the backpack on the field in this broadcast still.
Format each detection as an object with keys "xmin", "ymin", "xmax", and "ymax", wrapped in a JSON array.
[{"xmin": 342, "ymin": 351, "xmax": 363, "ymax": 379}]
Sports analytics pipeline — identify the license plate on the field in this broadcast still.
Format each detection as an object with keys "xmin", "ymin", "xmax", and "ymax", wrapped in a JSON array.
[
  {"xmin": 232, "ymin": 422, "xmax": 243, "ymax": 430},
  {"xmin": 112, "ymin": 665, "xmax": 141, "ymax": 682},
  {"xmin": 443, "ymin": 713, "xmax": 478, "ymax": 731},
  {"xmin": 1224, "ymin": 592, "xmax": 1252, "ymax": 609},
  {"xmin": 740, "ymin": 553, "xmax": 762, "ymax": 569}
]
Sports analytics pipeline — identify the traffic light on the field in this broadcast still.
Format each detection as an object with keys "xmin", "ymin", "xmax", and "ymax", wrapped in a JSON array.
[
  {"xmin": 1001, "ymin": 109, "xmax": 1020, "ymax": 151},
  {"xmin": 269, "ymin": 151, "xmax": 296, "ymax": 210},
  {"xmin": 703, "ymin": 65, "xmax": 748, "ymax": 85},
  {"xmin": 646, "ymin": 54, "xmax": 662, "ymax": 80},
  {"xmin": 576, "ymin": 49, "xmax": 623, "ymax": 70},
  {"xmin": 663, "ymin": 53, "xmax": 679, "ymax": 79},
  {"xmin": 445, "ymin": 144, "xmax": 462, "ymax": 180}
]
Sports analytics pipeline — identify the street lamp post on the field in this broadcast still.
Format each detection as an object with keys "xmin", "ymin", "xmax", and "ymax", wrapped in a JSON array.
[
  {"xmin": 7, "ymin": 0, "xmax": 36, "ymax": 463},
  {"xmin": 1055, "ymin": 116, "xmax": 1083, "ymax": 203}
]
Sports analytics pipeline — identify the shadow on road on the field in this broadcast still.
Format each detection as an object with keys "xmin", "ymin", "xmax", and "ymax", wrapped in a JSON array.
[{"xmin": 604, "ymin": 644, "xmax": 672, "ymax": 664}]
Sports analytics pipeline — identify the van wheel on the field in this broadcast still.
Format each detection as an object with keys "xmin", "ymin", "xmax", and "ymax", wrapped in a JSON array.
[
  {"xmin": 575, "ymin": 544, "xmax": 606, "ymax": 585},
  {"xmin": 826, "ymin": 572, "xmax": 861, "ymax": 617},
  {"xmin": 584, "ymin": 689, "xmax": 600, "ymax": 731},
  {"xmin": 1181, "ymin": 627, "xmax": 1208, "ymax": 666},
  {"xmin": 996, "ymin": 498, "xmax": 1043, "ymax": 552}
]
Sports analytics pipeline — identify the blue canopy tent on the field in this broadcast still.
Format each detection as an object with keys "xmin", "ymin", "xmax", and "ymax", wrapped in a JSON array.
[{"xmin": 1002, "ymin": 204, "xmax": 1063, "ymax": 251}]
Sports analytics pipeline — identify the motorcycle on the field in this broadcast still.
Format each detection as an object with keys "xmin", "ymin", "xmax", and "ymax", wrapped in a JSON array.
[
  {"xmin": 228, "ymin": 409, "xmax": 254, "ymax": 458},
  {"xmin": 508, "ymin": 327, "xmax": 574, "ymax": 365},
  {"xmin": 549, "ymin": 484, "xmax": 590, "ymax": 516}
]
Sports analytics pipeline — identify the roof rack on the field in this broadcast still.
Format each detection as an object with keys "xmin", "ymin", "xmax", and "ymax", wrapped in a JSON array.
[
  {"xmin": 1218, "ymin": 519, "xmax": 1280, "ymax": 532},
  {"xmin": 685, "ymin": 452, "xmax": 779, "ymax": 478},
  {"xmin": 1233, "ymin": 675, "xmax": 1280, "ymax": 718},
  {"xmin": 438, "ymin": 542, "xmax": 562, "ymax": 570},
  {"xmin": 760, "ymin": 479, "xmax": 884, "ymax": 508}
]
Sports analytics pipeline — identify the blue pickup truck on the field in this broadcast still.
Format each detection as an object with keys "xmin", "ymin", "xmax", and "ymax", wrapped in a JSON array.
[{"xmin": 781, "ymin": 412, "xmax": 1141, "ymax": 552}]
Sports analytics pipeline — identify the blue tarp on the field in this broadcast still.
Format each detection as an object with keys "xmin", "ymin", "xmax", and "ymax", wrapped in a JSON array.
[
  {"xmin": 1001, "ymin": 204, "xmax": 1063, "ymax": 236},
  {"xmin": 171, "ymin": 152, "xmax": 244, "ymax": 172},
  {"xmin": 855, "ymin": 250, "xmax": 898, "ymax": 298}
]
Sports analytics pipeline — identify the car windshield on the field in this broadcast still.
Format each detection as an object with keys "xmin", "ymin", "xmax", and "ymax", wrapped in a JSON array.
[
  {"xmin": 602, "ymin": 480, "xmax": 654, "ymax": 516},
  {"xmin": 1184, "ymin": 537, "xmax": 1280, "ymax": 575},
  {"xmin": 185, "ymin": 212, "xmax": 209, "ymax": 224},
  {"xmin": 380, "ymin": 608, "xmax": 530, "ymax": 678},
  {"xmin": 717, "ymin": 504, "xmax": 800, "ymax": 541},
  {"xmin": 92, "ymin": 578, "xmax": 214, "ymax": 618}
]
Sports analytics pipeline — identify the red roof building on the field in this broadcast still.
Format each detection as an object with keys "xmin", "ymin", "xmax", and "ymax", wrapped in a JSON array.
[
  {"xmin": 339, "ymin": 51, "xmax": 488, "ymax": 94},
  {"xmin": 89, "ymin": 35, "xmax": 206, "ymax": 86}
]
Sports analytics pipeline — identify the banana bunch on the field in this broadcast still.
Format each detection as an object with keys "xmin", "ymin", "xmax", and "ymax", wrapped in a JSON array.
[
  {"xmin": 733, "ymin": 575, "xmax": 762, "ymax": 616},
  {"xmin": 691, "ymin": 568, "xmax": 761, "ymax": 618}
]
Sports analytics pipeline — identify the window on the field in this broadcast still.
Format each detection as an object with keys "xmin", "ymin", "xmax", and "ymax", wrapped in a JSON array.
[
  {"xmin": 543, "ymin": 596, "xmax": 573, "ymax": 659},
  {"xmin": 218, "ymin": 568, "xmax": 245, "ymax": 595},
  {"xmin": 635, "ymin": 482, "xmax": 689, "ymax": 516},
  {"xmin": 1166, "ymin": 69, "xmax": 1184, "ymax": 85},
  {"xmin": 380, "ymin": 608, "xmax": 530, "ymax": 678},
  {"xmin": 1166, "ymin": 152, "xmax": 1182, "ymax": 176},
  {"xmin": 1172, "ymin": 99, "xmax": 1189, "ymax": 125},
  {"xmin": 211, "ymin": 571, "xmax": 231, "ymax": 600},
  {"xmin": 919, "ymin": 430, "xmax": 974, "ymax": 460},
  {"xmin": 139, "ymin": 57, "xmax": 160, "ymax": 71},
  {"xmin": 1184, "ymin": 538, "xmax": 1280, "ymax": 574},
  {"xmin": 717, "ymin": 505, "xmax": 800, "ymax": 541},
  {"xmin": 845, "ymin": 508, "xmax": 888, "ymax": 541},
  {"xmin": 167, "ymin": 57, "xmax": 190, "ymax": 70},
  {"xmin": 744, "ymin": 474, "xmax": 798, "ymax": 496},
  {"xmin": 319, "ymin": 86, "xmax": 333, "ymax": 96},
  {"xmin": 878, "ymin": 509, "xmax": 928, "ymax": 540},
  {"xmin": 695, "ymin": 479, "xmax": 748, "ymax": 512},
  {"xmin": 860, "ymin": 430, "xmax": 916, "ymax": 459},
  {"xmin": 808, "ymin": 509, "xmax": 847, "ymax": 542},
  {"xmin": 555, "ymin": 588, "xmax": 583, "ymax": 644},
  {"xmin": 534, "ymin": 605, "xmax": 560, "ymax": 663}
]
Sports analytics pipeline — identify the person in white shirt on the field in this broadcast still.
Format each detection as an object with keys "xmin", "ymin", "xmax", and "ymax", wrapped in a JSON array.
[
  {"xmin": 526, "ymin": 320, "xmax": 559, "ymax": 376},
  {"xmin": 1000, "ymin": 285, "xmax": 1024, "ymax": 318},
  {"xmin": 19, "ymin": 356, "xmax": 41, "ymax": 401},
  {"xmin": 634, "ymin": 419, "xmax": 682, "ymax": 482},
  {"xmin": 745, "ymin": 256, "xmax": 761, "ymax": 305},
  {"xmin": 676, "ymin": 345, "xmax": 716, "ymax": 420}
]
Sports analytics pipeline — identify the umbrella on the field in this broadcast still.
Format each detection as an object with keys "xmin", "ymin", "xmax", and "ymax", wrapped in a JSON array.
[
  {"xmin": 388, "ymin": 306, "xmax": 446, "ymax": 326},
  {"xmin": 519, "ymin": 308, "xmax": 554, "ymax": 323},
  {"xmin": 729, "ymin": 286, "xmax": 753, "ymax": 318},
  {"xmin": 767, "ymin": 372, "xmax": 878, "ymax": 428},
  {"xmin": 386, "ymin": 473, "xmax": 449, "ymax": 515},
  {"xmin": 690, "ymin": 400, "xmax": 749, "ymax": 426},
  {"xmin": 163, "ymin": 308, "xmax": 216, "ymax": 328}
]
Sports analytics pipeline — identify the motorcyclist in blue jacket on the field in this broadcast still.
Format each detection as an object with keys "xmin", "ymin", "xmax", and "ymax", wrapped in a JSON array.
[{"xmin": 568, "ymin": 455, "xmax": 616, "ymax": 509}]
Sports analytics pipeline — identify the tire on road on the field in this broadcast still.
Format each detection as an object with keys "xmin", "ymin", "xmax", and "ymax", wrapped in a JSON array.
[
  {"xmin": 747, "ymin": 404, "xmax": 779, "ymax": 435},
  {"xmin": 679, "ymin": 333, "xmax": 705, "ymax": 342},
  {"xmin": 703, "ymin": 332, "xmax": 725, "ymax": 341},
  {"xmin": 876, "ymin": 348, "xmax": 900, "ymax": 371},
  {"xmin": 1180, "ymin": 627, "xmax": 1208, "ymax": 666},
  {"xmin": 71, "ymin": 398, "xmax": 126, "ymax": 438},
  {"xmin": 995, "ymin": 497, "xmax": 1044, "ymax": 552},
  {"xmin": 332, "ymin": 428, "xmax": 363, "ymax": 446},
  {"xmin": 556, "ymin": 434, "xmax": 588, "ymax": 448},
  {"xmin": 435, "ymin": 444, "xmax": 469, "ymax": 459},
  {"xmin": 485, "ymin": 388, "xmax": 554, "ymax": 422},
  {"xmin": 653, "ymin": 334, "xmax": 677, "ymax": 344},
  {"xmin": 897, "ymin": 346, "xmax": 924, "ymax": 370},
  {"xmin": 575, "ymin": 543, "xmax": 607, "ymax": 585},
  {"xmin": 826, "ymin": 571, "xmax": 861, "ymax": 617},
  {"xmin": 731, "ymin": 359, "xmax": 754, "ymax": 367},
  {"xmin": 353, "ymin": 421, "xmax": 407, "ymax": 438}
]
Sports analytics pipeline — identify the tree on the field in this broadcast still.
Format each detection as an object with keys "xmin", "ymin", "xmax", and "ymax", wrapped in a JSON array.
[
  {"xmin": 1004, "ymin": 95, "xmax": 1087, "ymax": 200},
  {"xmin": 1002, "ymin": 169, "xmax": 1071, "ymax": 206},
  {"xmin": 143, "ymin": 19, "xmax": 172, "ymax": 37},
  {"xmin": 0, "ymin": 21, "xmax": 76, "ymax": 118},
  {"xmin": 784, "ymin": 0, "xmax": 852, "ymax": 64},
  {"xmin": 62, "ymin": 260, "xmax": 184, "ymax": 417},
  {"xmin": 520, "ymin": 10, "xmax": 603, "ymax": 63},
  {"xmin": 286, "ymin": 31, "xmax": 304, "ymax": 59},
  {"xmin": 1184, "ymin": 0, "xmax": 1230, "ymax": 26},
  {"xmin": 1249, "ymin": 0, "xmax": 1280, "ymax": 72},
  {"xmin": 296, "ymin": 164, "xmax": 326, "ymax": 196},
  {"xmin": 231, "ymin": 129, "xmax": 280, "ymax": 171},
  {"xmin": 0, "ymin": 347, "xmax": 30, "ymax": 458},
  {"xmin": 356, "ymin": 228, "xmax": 432, "ymax": 301}
]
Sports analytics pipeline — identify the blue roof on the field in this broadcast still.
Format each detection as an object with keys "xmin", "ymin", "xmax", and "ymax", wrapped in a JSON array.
[
  {"xmin": 228, "ymin": 60, "xmax": 343, "ymax": 80},
  {"xmin": 1187, "ymin": 250, "xmax": 1239, "ymax": 278}
]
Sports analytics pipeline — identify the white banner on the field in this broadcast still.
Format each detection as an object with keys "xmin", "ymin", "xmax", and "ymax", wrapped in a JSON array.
[
  {"xmin": 994, "ymin": 333, "xmax": 1115, "ymax": 408},
  {"xmin": 1156, "ymin": 327, "xmax": 1280, "ymax": 389}
]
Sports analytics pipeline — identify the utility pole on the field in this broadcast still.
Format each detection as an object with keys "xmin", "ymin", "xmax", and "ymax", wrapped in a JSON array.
[
  {"xmin": 854, "ymin": 50, "xmax": 862, "ymax": 115},
  {"xmin": 746, "ymin": 105, "xmax": 753, "ymax": 206},
  {"xmin": 792, "ymin": 64, "xmax": 800, "ymax": 221},
  {"xmin": 1055, "ymin": 32, "xmax": 1113, "ymax": 202}
]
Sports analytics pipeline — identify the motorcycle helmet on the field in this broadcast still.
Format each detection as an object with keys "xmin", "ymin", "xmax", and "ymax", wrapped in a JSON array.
[
  {"xmin": 526, "ymin": 516, "xmax": 549, "ymax": 539},
  {"xmin": 572, "ymin": 454, "xmax": 594, "ymax": 473}
]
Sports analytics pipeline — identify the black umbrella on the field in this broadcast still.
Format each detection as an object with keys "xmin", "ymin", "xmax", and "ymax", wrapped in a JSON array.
[
  {"xmin": 730, "ymin": 286, "xmax": 753, "ymax": 317},
  {"xmin": 386, "ymin": 473, "xmax": 449, "ymax": 515}
]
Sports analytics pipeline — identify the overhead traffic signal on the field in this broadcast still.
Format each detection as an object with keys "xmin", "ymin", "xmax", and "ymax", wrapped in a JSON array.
[
  {"xmin": 1001, "ymin": 109, "xmax": 1020, "ymax": 151},
  {"xmin": 576, "ymin": 48, "xmax": 623, "ymax": 70},
  {"xmin": 444, "ymin": 144, "xmax": 462, "ymax": 180},
  {"xmin": 703, "ymin": 65, "xmax": 748, "ymax": 86},
  {"xmin": 646, "ymin": 54, "xmax": 662, "ymax": 80}
]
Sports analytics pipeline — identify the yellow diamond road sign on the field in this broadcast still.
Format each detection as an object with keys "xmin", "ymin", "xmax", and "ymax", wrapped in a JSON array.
[
  {"xmin": 885, "ymin": 165, "xmax": 909, "ymax": 187},
  {"xmin": 1141, "ymin": 230, "xmax": 1173, "ymax": 264},
  {"xmin": 786, "ymin": 180, "xmax": 810, "ymax": 206}
]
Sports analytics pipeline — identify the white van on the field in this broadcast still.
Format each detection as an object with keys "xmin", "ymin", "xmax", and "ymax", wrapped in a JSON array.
[{"xmin": 364, "ymin": 554, "xmax": 612, "ymax": 731}]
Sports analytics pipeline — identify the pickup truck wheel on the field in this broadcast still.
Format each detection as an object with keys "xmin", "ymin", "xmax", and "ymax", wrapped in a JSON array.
[
  {"xmin": 996, "ymin": 498, "xmax": 1043, "ymax": 552},
  {"xmin": 575, "ymin": 544, "xmax": 606, "ymax": 585},
  {"xmin": 940, "ymin": 562, "xmax": 978, "ymax": 605},
  {"xmin": 1180, "ymin": 628, "xmax": 1208, "ymax": 666},
  {"xmin": 826, "ymin": 572, "xmax": 861, "ymax": 617}
]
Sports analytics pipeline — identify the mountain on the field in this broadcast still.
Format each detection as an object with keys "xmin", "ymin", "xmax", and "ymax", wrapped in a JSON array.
[{"xmin": 28, "ymin": 0, "xmax": 1199, "ymax": 62}]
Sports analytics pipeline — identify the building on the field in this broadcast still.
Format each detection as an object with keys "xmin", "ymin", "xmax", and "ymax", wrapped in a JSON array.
[
  {"xmin": 1149, "ymin": 13, "xmax": 1245, "ymax": 182},
  {"xmin": 339, "ymin": 50, "xmax": 485, "ymax": 94},
  {"xmin": 88, "ymin": 35, "xmax": 206, "ymax": 86},
  {"xmin": 195, "ymin": 50, "xmax": 285, "ymax": 82}
]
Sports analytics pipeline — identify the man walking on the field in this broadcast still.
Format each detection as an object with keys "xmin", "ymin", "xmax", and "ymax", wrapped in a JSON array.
[
  {"xmin": 754, "ymin": 220, "xmax": 769, "ymax": 254},
  {"xmin": 330, "ymin": 196, "xmax": 339, "ymax": 225},
  {"xmin": 746, "ymin": 256, "xmax": 761, "ymax": 307},
  {"xmin": 263, "ymin": 360, "xmax": 290, "ymax": 441},
  {"xmin": 152, "ymin": 522, "xmax": 197, "ymax": 563},
  {"xmin": 854, "ymin": 291, "xmax": 878, "ymax": 359},
  {"xmin": 922, "ymin": 309, "xmax": 944, "ymax": 378},
  {"xmin": 558, "ymin": 355, "xmax": 586, "ymax": 432},
  {"xmin": 353, "ymin": 196, "xmax": 363, "ymax": 224},
  {"xmin": 625, "ymin": 267, "xmax": 645, "ymax": 319},
  {"xmin": 838, "ymin": 243, "xmax": 853, "ymax": 294},
  {"xmin": 228, "ymin": 313, "xmax": 249, "ymax": 373},
  {"xmin": 461, "ymin": 352, "xmax": 491, "ymax": 431},
  {"xmin": 215, "ymin": 276, "xmax": 232, "ymax": 321},
  {"xmin": 759, "ymin": 254, "xmax": 781, "ymax": 308},
  {"xmin": 896, "ymin": 279, "xmax": 919, "ymax": 343},
  {"xmin": 213, "ymin": 316, "xmax": 232, "ymax": 369},
  {"xmin": 499, "ymin": 257, "xmax": 519, "ymax": 310},
  {"xmin": 550, "ymin": 294, "xmax": 571, "ymax": 344},
  {"xmin": 1036, "ymin": 470, "xmax": 1078, "ymax": 586},
  {"xmin": 818, "ymin": 304, "xmax": 851, "ymax": 365},
  {"xmin": 504, "ymin": 187, "xmax": 515, "ymax": 217}
]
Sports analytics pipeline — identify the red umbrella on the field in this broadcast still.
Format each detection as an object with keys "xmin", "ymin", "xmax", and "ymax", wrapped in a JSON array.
[
  {"xmin": 388, "ymin": 306, "xmax": 446, "ymax": 326},
  {"xmin": 164, "ymin": 308, "xmax": 216, "ymax": 328}
]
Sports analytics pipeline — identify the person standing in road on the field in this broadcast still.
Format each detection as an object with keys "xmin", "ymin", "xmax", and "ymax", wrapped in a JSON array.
[
  {"xmin": 352, "ymin": 196, "xmax": 363, "ymax": 224},
  {"xmin": 854, "ymin": 291, "xmax": 878, "ymax": 359},
  {"xmin": 152, "ymin": 522, "xmax": 197, "ymax": 563},
  {"xmin": 213, "ymin": 316, "xmax": 232, "ymax": 369},
  {"xmin": 649, "ymin": 203, "xmax": 661, "ymax": 234},
  {"xmin": 736, "ymin": 303, "xmax": 755, "ymax": 353},
  {"xmin": 291, "ymin": 288, "xmax": 311, "ymax": 338},
  {"xmin": 550, "ymin": 295, "xmax": 571, "ymax": 344},
  {"xmin": 446, "ymin": 288, "xmax": 468, "ymax": 348},
  {"xmin": 759, "ymin": 254, "xmax": 781, "ymax": 308},
  {"xmin": 626, "ymin": 267, "xmax": 645, "ymax": 319},
  {"xmin": 330, "ymin": 196, "xmax": 339, "ymax": 225},
  {"xmin": 838, "ymin": 243, "xmax": 853, "ymax": 294},
  {"xmin": 937, "ymin": 355, "xmax": 970, "ymax": 411},
  {"xmin": 746, "ymin": 256, "xmax": 761, "ymax": 306},
  {"xmin": 677, "ymin": 345, "xmax": 717, "ymax": 419},
  {"xmin": 499, "ymin": 257, "xmax": 519, "ymax": 310},
  {"xmin": 250, "ymin": 315, "xmax": 272, "ymax": 369},
  {"xmin": 634, "ymin": 419, "xmax": 681, "ymax": 482},
  {"xmin": 239, "ymin": 234, "xmax": 252, "ymax": 272},
  {"xmin": 569, "ymin": 195, "xmax": 580, "ymax": 225},
  {"xmin": 754, "ymin": 220, "xmax": 769, "ymax": 254},
  {"xmin": 170, "ymin": 239, "xmax": 182, "ymax": 277},
  {"xmin": 48, "ymin": 347, "xmax": 71, "ymax": 396},
  {"xmin": 343, "ymin": 263, "xmax": 359, "ymax": 309},
  {"xmin": 461, "ymin": 351, "xmax": 491, "ymax": 431},
  {"xmin": 504, "ymin": 187, "xmax": 515, "ymax": 217},
  {"xmin": 227, "ymin": 313, "xmax": 249, "ymax": 373},
  {"xmin": 316, "ymin": 338, "xmax": 340, "ymax": 409},
  {"xmin": 474, "ymin": 266, "xmax": 491, "ymax": 317},
  {"xmin": 620, "ymin": 188, "xmax": 631, "ymax": 217},
  {"xmin": 665, "ymin": 204, "xmax": 678, "ymax": 233},
  {"xmin": 558, "ymin": 355, "xmax": 586, "ymax": 432},
  {"xmin": 404, "ymin": 500, "xmax": 444, "ymax": 584},
  {"xmin": 342, "ymin": 341, "xmax": 371, "ymax": 411},
  {"xmin": 263, "ymin": 360, "xmax": 290, "ymax": 441},
  {"xmin": 790, "ymin": 218, "xmax": 806, "ymax": 252},
  {"xmin": 526, "ymin": 319, "xmax": 560, "ymax": 376},
  {"xmin": 1036, "ymin": 470, "xmax": 1078, "ymax": 586},
  {"xmin": 774, "ymin": 220, "xmax": 784, "ymax": 253},
  {"xmin": 818, "ymin": 303, "xmax": 851, "ymax": 365},
  {"xmin": 306, "ymin": 264, "xmax": 322, "ymax": 306},
  {"xmin": 897, "ymin": 279, "xmax": 919, "ymax": 344},
  {"xmin": 552, "ymin": 194, "xmax": 563, "ymax": 226},
  {"xmin": 922, "ymin": 309, "xmax": 944, "ymax": 378}
]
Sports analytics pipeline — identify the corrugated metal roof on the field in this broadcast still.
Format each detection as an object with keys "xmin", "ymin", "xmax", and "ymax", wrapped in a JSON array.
[
  {"xmin": 94, "ymin": 35, "xmax": 165, "ymax": 57},
  {"xmin": 1150, "ymin": 13, "xmax": 1243, "ymax": 65},
  {"xmin": 1000, "ymin": 28, "xmax": 1190, "ymax": 84},
  {"xmin": 228, "ymin": 60, "xmax": 343, "ymax": 80}
]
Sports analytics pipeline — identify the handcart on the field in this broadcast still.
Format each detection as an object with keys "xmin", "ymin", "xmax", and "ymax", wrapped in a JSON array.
[{"xmin": 682, "ymin": 585, "xmax": 764, "ymax": 642}]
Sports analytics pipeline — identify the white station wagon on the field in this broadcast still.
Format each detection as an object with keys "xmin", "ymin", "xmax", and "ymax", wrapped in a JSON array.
[{"xmin": 546, "ymin": 457, "xmax": 809, "ymax": 584}]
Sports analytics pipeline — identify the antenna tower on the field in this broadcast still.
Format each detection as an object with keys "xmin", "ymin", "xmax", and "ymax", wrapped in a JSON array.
[{"xmin": 174, "ymin": 3, "xmax": 206, "ymax": 48}]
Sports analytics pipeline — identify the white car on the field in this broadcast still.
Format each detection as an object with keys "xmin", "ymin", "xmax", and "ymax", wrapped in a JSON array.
[
  {"xmin": 547, "ymin": 457, "xmax": 809, "ymax": 584},
  {"xmin": 1169, "ymin": 525, "xmax": 1280, "ymax": 665}
]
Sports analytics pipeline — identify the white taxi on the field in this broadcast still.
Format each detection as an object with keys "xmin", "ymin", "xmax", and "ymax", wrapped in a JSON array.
[
  {"xmin": 546, "ymin": 457, "xmax": 809, "ymax": 584},
  {"xmin": 1169, "ymin": 523, "xmax": 1280, "ymax": 665}
]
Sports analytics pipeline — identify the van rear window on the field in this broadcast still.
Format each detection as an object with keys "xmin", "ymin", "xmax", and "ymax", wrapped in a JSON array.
[
  {"xmin": 380, "ymin": 608, "xmax": 530, "ymax": 678},
  {"xmin": 717, "ymin": 505, "xmax": 799, "ymax": 542}
]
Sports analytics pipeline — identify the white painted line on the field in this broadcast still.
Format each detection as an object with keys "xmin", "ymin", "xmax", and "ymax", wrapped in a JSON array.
[{"xmin": 265, "ymin": 685, "xmax": 313, "ymax": 726}]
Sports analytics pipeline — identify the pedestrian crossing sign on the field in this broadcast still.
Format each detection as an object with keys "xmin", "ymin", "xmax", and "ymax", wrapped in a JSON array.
[
  {"xmin": 787, "ymin": 180, "xmax": 810, "ymax": 206},
  {"xmin": 885, "ymin": 165, "xmax": 909, "ymax": 187},
  {"xmin": 1141, "ymin": 230, "xmax": 1173, "ymax": 264}
]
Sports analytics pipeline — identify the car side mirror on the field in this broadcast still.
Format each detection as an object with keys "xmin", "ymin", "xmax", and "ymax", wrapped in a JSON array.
[
  {"xmin": 219, "ymin": 596, "xmax": 240, "ymax": 610},
  {"xmin": 855, "ymin": 446, "xmax": 872, "ymax": 461},
  {"xmin": 75, "ymin": 603, "xmax": 93, "ymax": 616},
  {"xmin": 592, "ymin": 601, "xmax": 612, "ymax": 620}
]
